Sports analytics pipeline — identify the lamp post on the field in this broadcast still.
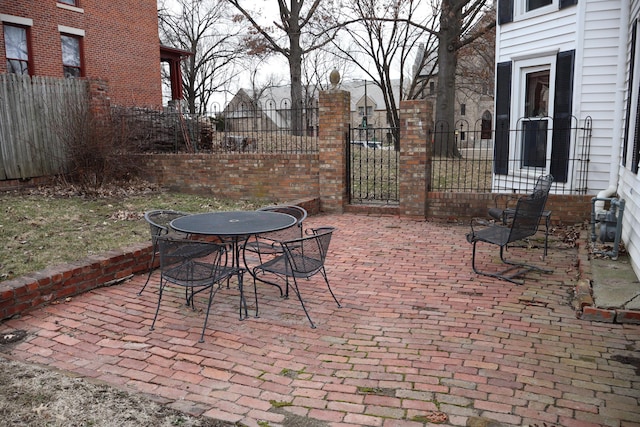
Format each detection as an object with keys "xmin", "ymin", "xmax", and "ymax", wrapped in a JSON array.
[{"xmin": 363, "ymin": 80, "xmax": 368, "ymax": 143}]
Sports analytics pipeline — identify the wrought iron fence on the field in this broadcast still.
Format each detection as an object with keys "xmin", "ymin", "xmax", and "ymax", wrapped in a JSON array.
[
  {"xmin": 347, "ymin": 126, "xmax": 400, "ymax": 204},
  {"xmin": 113, "ymin": 100, "xmax": 319, "ymax": 154},
  {"xmin": 217, "ymin": 99, "xmax": 318, "ymax": 153},
  {"xmin": 429, "ymin": 117, "xmax": 592, "ymax": 194}
]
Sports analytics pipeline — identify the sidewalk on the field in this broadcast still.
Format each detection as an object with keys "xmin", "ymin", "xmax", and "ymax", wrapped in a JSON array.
[{"xmin": 1, "ymin": 213, "xmax": 639, "ymax": 427}]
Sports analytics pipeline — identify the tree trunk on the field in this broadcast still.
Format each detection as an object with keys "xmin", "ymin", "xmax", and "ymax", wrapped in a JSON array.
[
  {"xmin": 433, "ymin": 0, "xmax": 462, "ymax": 158},
  {"xmin": 288, "ymin": 1, "xmax": 304, "ymax": 136},
  {"xmin": 289, "ymin": 50, "xmax": 304, "ymax": 135}
]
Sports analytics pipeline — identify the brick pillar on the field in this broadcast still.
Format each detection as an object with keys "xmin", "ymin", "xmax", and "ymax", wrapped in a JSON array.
[
  {"xmin": 399, "ymin": 99, "xmax": 433, "ymax": 217},
  {"xmin": 318, "ymin": 90, "xmax": 350, "ymax": 213},
  {"xmin": 88, "ymin": 79, "xmax": 111, "ymax": 127}
]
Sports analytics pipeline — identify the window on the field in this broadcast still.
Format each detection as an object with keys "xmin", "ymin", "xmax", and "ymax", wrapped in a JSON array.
[
  {"xmin": 481, "ymin": 111, "xmax": 492, "ymax": 139},
  {"xmin": 58, "ymin": 0, "xmax": 78, "ymax": 6},
  {"xmin": 525, "ymin": 70, "xmax": 549, "ymax": 117},
  {"xmin": 494, "ymin": 50, "xmax": 574, "ymax": 182},
  {"xmin": 522, "ymin": 70, "xmax": 550, "ymax": 168},
  {"xmin": 499, "ymin": 0, "xmax": 577, "ymax": 24},
  {"xmin": 358, "ymin": 105, "xmax": 372, "ymax": 117},
  {"xmin": 4, "ymin": 24, "xmax": 30, "ymax": 75},
  {"xmin": 527, "ymin": 0, "xmax": 552, "ymax": 12},
  {"xmin": 460, "ymin": 103, "xmax": 466, "ymax": 116},
  {"xmin": 429, "ymin": 81, "xmax": 435, "ymax": 95},
  {"xmin": 61, "ymin": 34, "xmax": 82, "ymax": 77}
]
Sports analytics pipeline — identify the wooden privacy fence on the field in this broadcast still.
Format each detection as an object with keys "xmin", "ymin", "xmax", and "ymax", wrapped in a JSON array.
[{"xmin": 0, "ymin": 74, "xmax": 88, "ymax": 180}]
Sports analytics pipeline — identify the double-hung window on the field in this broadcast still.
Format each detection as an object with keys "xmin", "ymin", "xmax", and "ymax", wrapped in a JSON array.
[
  {"xmin": 61, "ymin": 33, "xmax": 82, "ymax": 78},
  {"xmin": 499, "ymin": 0, "xmax": 577, "ymax": 24},
  {"xmin": 495, "ymin": 50, "xmax": 575, "ymax": 182},
  {"xmin": 58, "ymin": 0, "xmax": 78, "ymax": 6},
  {"xmin": 521, "ymin": 69, "xmax": 550, "ymax": 168},
  {"xmin": 4, "ymin": 24, "xmax": 30, "ymax": 75}
]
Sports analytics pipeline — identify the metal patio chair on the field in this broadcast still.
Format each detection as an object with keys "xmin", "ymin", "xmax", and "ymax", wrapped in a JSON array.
[
  {"xmin": 467, "ymin": 184, "xmax": 553, "ymax": 285},
  {"xmin": 250, "ymin": 227, "xmax": 340, "ymax": 328},
  {"xmin": 242, "ymin": 205, "xmax": 307, "ymax": 295},
  {"xmin": 488, "ymin": 174, "xmax": 554, "ymax": 256},
  {"xmin": 150, "ymin": 236, "xmax": 244, "ymax": 343},
  {"xmin": 138, "ymin": 209, "xmax": 190, "ymax": 295}
]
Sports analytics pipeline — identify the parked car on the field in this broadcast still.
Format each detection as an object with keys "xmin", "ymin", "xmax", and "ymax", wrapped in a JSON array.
[{"xmin": 351, "ymin": 140, "xmax": 383, "ymax": 149}]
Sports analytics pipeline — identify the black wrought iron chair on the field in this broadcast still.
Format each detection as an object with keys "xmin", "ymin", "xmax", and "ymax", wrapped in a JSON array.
[
  {"xmin": 250, "ymin": 227, "xmax": 340, "ymax": 328},
  {"xmin": 242, "ymin": 205, "xmax": 307, "ymax": 296},
  {"xmin": 488, "ymin": 174, "xmax": 554, "ymax": 257},
  {"xmin": 467, "ymin": 185, "xmax": 553, "ymax": 285},
  {"xmin": 150, "ymin": 236, "xmax": 244, "ymax": 343},
  {"xmin": 138, "ymin": 209, "xmax": 190, "ymax": 296}
]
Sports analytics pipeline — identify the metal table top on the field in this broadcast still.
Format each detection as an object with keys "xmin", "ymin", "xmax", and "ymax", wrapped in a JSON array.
[{"xmin": 170, "ymin": 211, "xmax": 297, "ymax": 237}]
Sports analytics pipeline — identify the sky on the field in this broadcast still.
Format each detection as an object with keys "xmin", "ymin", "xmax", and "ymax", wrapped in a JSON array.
[{"xmin": 159, "ymin": 0, "xmax": 410, "ymax": 111}]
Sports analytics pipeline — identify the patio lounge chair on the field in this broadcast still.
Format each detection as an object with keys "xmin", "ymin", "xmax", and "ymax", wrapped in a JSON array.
[
  {"xmin": 250, "ymin": 227, "xmax": 340, "ymax": 328},
  {"xmin": 488, "ymin": 174, "xmax": 554, "ymax": 257},
  {"xmin": 466, "ymin": 179, "xmax": 553, "ymax": 285},
  {"xmin": 150, "ymin": 236, "xmax": 243, "ymax": 343},
  {"xmin": 138, "ymin": 209, "xmax": 190, "ymax": 295},
  {"xmin": 243, "ymin": 205, "xmax": 307, "ymax": 296}
]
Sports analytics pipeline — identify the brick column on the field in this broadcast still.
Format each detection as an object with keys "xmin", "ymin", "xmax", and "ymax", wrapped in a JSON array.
[
  {"xmin": 318, "ymin": 90, "xmax": 350, "ymax": 213},
  {"xmin": 399, "ymin": 99, "xmax": 433, "ymax": 217},
  {"xmin": 88, "ymin": 79, "xmax": 111, "ymax": 118}
]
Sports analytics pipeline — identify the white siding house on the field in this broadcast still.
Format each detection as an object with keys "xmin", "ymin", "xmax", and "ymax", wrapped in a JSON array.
[{"xmin": 496, "ymin": 0, "xmax": 640, "ymax": 278}]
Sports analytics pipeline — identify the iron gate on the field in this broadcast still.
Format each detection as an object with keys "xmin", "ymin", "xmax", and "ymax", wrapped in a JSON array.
[{"xmin": 347, "ymin": 125, "xmax": 399, "ymax": 204}]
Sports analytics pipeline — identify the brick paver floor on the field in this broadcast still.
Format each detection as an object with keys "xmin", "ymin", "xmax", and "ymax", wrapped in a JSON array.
[{"xmin": 2, "ymin": 213, "xmax": 639, "ymax": 427}]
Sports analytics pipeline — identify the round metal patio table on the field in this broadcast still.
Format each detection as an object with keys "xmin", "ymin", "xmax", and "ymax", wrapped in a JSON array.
[{"xmin": 170, "ymin": 211, "xmax": 297, "ymax": 318}]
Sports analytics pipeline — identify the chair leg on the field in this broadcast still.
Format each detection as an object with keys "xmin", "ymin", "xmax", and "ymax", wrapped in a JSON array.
[
  {"xmin": 471, "ymin": 241, "xmax": 527, "ymax": 284},
  {"xmin": 237, "ymin": 270, "xmax": 248, "ymax": 320},
  {"xmin": 320, "ymin": 268, "xmax": 341, "ymax": 308},
  {"xmin": 199, "ymin": 285, "xmax": 218, "ymax": 343},
  {"xmin": 138, "ymin": 245, "xmax": 157, "ymax": 296},
  {"xmin": 288, "ymin": 277, "xmax": 316, "ymax": 328},
  {"xmin": 471, "ymin": 241, "xmax": 552, "ymax": 285},
  {"xmin": 252, "ymin": 275, "xmax": 260, "ymax": 318},
  {"xmin": 150, "ymin": 279, "xmax": 166, "ymax": 331}
]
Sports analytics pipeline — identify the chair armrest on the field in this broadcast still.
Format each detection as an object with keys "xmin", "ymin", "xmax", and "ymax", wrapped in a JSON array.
[{"xmin": 467, "ymin": 217, "xmax": 490, "ymax": 243}]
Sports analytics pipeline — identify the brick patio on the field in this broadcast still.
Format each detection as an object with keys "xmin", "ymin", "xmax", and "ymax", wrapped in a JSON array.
[{"xmin": 1, "ymin": 213, "xmax": 639, "ymax": 427}]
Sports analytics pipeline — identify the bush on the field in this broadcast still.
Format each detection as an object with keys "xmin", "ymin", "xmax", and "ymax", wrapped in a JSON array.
[{"xmin": 53, "ymin": 102, "xmax": 141, "ymax": 193}]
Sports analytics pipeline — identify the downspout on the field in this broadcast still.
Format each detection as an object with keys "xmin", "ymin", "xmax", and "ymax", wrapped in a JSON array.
[{"xmin": 595, "ymin": 0, "xmax": 630, "ymax": 212}]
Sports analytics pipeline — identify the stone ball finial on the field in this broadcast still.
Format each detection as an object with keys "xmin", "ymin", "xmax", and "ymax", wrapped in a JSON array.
[{"xmin": 329, "ymin": 69, "xmax": 340, "ymax": 88}]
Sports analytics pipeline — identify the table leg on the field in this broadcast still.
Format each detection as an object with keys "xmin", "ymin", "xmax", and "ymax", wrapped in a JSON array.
[{"xmin": 231, "ymin": 236, "xmax": 249, "ymax": 320}]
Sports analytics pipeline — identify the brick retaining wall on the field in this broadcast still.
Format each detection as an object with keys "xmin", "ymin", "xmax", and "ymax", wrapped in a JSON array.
[
  {"xmin": 0, "ymin": 243, "xmax": 152, "ymax": 321},
  {"xmin": 140, "ymin": 153, "xmax": 319, "ymax": 202}
]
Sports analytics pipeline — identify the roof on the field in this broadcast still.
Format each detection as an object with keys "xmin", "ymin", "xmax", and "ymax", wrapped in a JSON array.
[{"xmin": 229, "ymin": 79, "xmax": 402, "ymax": 113}]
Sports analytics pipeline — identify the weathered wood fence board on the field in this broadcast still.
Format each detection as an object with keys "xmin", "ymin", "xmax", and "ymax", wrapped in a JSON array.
[{"xmin": 0, "ymin": 74, "xmax": 88, "ymax": 180}]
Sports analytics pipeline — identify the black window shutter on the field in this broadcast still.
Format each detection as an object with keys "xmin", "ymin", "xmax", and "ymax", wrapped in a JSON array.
[
  {"xmin": 494, "ymin": 61, "xmax": 512, "ymax": 175},
  {"xmin": 551, "ymin": 50, "xmax": 575, "ymax": 183},
  {"xmin": 624, "ymin": 21, "xmax": 638, "ymax": 167},
  {"xmin": 632, "ymin": 85, "xmax": 640, "ymax": 173},
  {"xmin": 560, "ymin": 0, "xmax": 578, "ymax": 9},
  {"xmin": 498, "ymin": 0, "xmax": 513, "ymax": 25}
]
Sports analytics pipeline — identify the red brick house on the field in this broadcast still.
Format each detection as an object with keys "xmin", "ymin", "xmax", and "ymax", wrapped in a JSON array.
[{"xmin": 0, "ymin": 0, "xmax": 172, "ymax": 107}]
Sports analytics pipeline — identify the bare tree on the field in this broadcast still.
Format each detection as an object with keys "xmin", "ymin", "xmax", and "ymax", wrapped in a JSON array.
[
  {"xmin": 158, "ymin": 0, "xmax": 243, "ymax": 114},
  {"xmin": 335, "ymin": 0, "xmax": 494, "ymax": 157},
  {"xmin": 226, "ymin": 0, "xmax": 341, "ymax": 134},
  {"xmin": 335, "ymin": 0, "xmax": 435, "ymax": 135},
  {"xmin": 432, "ymin": 0, "xmax": 495, "ymax": 157}
]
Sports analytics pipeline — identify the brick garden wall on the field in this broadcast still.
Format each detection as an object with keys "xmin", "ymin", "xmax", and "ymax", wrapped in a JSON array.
[
  {"xmin": 427, "ymin": 192, "xmax": 593, "ymax": 225},
  {"xmin": 0, "ymin": 243, "xmax": 152, "ymax": 321},
  {"xmin": 140, "ymin": 153, "xmax": 320, "ymax": 203}
]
